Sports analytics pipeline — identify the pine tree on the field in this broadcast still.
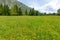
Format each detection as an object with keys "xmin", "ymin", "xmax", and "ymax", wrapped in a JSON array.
[
  {"xmin": 29, "ymin": 8, "xmax": 35, "ymax": 16},
  {"xmin": 29, "ymin": 9, "xmax": 31, "ymax": 15},
  {"xmin": 57, "ymin": 9, "xmax": 60, "ymax": 15},
  {"xmin": 18, "ymin": 7, "xmax": 22, "ymax": 15},
  {"xmin": 0, "ymin": 4, "xmax": 3, "ymax": 15},
  {"xmin": 31, "ymin": 8, "xmax": 35, "ymax": 15},
  {"xmin": 25, "ymin": 9, "xmax": 28, "ymax": 15},
  {"xmin": 35, "ymin": 11, "xmax": 39, "ymax": 16},
  {"xmin": 14, "ymin": 5, "xmax": 19, "ymax": 15},
  {"xmin": 10, "ymin": 5, "xmax": 19, "ymax": 15},
  {"xmin": 3, "ymin": 5, "xmax": 10, "ymax": 15}
]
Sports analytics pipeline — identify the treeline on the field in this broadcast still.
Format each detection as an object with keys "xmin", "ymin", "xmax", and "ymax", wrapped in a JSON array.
[
  {"xmin": 0, "ymin": 4, "xmax": 41, "ymax": 16},
  {"xmin": 0, "ymin": 4, "xmax": 60, "ymax": 16},
  {"xmin": 0, "ymin": 4, "xmax": 23, "ymax": 16}
]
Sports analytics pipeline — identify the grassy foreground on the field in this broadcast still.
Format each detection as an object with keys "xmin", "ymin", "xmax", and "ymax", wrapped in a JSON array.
[{"xmin": 0, "ymin": 16, "xmax": 60, "ymax": 40}]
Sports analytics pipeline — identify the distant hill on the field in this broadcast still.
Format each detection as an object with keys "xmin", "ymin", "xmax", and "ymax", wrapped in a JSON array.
[
  {"xmin": 12, "ymin": 1, "xmax": 31, "ymax": 13},
  {"xmin": 0, "ymin": 0, "xmax": 31, "ymax": 13}
]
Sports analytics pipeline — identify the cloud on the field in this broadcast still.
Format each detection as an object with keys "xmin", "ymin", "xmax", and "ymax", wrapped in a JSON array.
[
  {"xmin": 19, "ymin": 0, "xmax": 60, "ymax": 13},
  {"xmin": 36, "ymin": 0, "xmax": 60, "ymax": 13}
]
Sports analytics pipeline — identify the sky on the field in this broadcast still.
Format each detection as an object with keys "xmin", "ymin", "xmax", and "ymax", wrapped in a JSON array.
[{"xmin": 18, "ymin": 0, "xmax": 60, "ymax": 13}]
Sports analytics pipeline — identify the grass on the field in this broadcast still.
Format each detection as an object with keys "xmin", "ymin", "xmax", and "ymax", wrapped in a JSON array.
[{"xmin": 0, "ymin": 16, "xmax": 60, "ymax": 40}]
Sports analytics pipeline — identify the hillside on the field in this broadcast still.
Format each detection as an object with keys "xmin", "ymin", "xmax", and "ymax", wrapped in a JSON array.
[
  {"xmin": 0, "ymin": 0, "xmax": 31, "ymax": 13},
  {"xmin": 12, "ymin": 1, "xmax": 31, "ymax": 13}
]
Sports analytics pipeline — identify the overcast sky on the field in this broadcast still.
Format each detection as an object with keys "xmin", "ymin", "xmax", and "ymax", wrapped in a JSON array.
[{"xmin": 18, "ymin": 0, "xmax": 60, "ymax": 13}]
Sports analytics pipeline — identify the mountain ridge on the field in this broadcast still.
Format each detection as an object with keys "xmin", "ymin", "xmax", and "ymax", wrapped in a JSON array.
[{"xmin": 0, "ymin": 0, "xmax": 31, "ymax": 13}]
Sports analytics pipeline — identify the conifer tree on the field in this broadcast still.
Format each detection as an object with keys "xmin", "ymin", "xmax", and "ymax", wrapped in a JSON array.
[
  {"xmin": 3, "ymin": 5, "xmax": 10, "ymax": 15},
  {"xmin": 10, "ymin": 5, "xmax": 19, "ymax": 15},
  {"xmin": 25, "ymin": 9, "xmax": 28, "ymax": 15},
  {"xmin": 0, "ymin": 4, "xmax": 3, "ymax": 15},
  {"xmin": 17, "ymin": 7, "xmax": 22, "ymax": 15},
  {"xmin": 57, "ymin": 9, "xmax": 60, "ymax": 15}
]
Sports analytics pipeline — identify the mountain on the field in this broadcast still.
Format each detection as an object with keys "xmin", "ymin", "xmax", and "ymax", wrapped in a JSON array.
[
  {"xmin": 0, "ymin": 0, "xmax": 31, "ymax": 13},
  {"xmin": 12, "ymin": 1, "xmax": 31, "ymax": 13}
]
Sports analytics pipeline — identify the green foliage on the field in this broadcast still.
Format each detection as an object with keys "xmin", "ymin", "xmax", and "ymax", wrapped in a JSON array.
[
  {"xmin": 3, "ymin": 5, "xmax": 10, "ymax": 15},
  {"xmin": 57, "ymin": 9, "xmax": 60, "ymax": 15},
  {"xmin": 35, "ymin": 11, "xmax": 40, "ymax": 16},
  {"xmin": 29, "ymin": 8, "xmax": 41, "ymax": 16},
  {"xmin": 57, "ymin": 9, "xmax": 60, "ymax": 13},
  {"xmin": 30, "ymin": 8, "xmax": 35, "ymax": 15},
  {"xmin": 0, "ymin": 4, "xmax": 3, "ymax": 15},
  {"xmin": 10, "ymin": 5, "xmax": 18, "ymax": 15},
  {"xmin": 29, "ymin": 8, "xmax": 34, "ymax": 15},
  {"xmin": 14, "ymin": 5, "xmax": 19, "ymax": 15},
  {"xmin": 11, "ymin": 5, "xmax": 23, "ymax": 16},
  {"xmin": 17, "ymin": 7, "xmax": 22, "ymax": 15},
  {"xmin": 10, "ymin": 5, "xmax": 14, "ymax": 15},
  {"xmin": 29, "ymin": 8, "xmax": 38, "ymax": 16},
  {"xmin": 25, "ymin": 9, "xmax": 28, "ymax": 15}
]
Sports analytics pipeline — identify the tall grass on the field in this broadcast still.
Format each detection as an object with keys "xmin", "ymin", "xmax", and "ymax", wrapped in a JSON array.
[{"xmin": 0, "ymin": 16, "xmax": 60, "ymax": 40}]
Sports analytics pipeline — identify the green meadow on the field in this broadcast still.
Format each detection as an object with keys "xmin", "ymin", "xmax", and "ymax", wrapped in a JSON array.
[{"xmin": 0, "ymin": 16, "xmax": 60, "ymax": 40}]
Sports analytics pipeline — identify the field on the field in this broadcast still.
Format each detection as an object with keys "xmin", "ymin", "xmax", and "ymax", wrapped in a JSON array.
[{"xmin": 0, "ymin": 16, "xmax": 60, "ymax": 40}]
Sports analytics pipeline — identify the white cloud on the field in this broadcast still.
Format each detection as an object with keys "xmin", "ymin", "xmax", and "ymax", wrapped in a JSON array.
[
  {"xmin": 19, "ymin": 0, "xmax": 60, "ymax": 13},
  {"xmin": 40, "ymin": 0, "xmax": 59, "ymax": 9},
  {"xmin": 29, "ymin": 0, "xmax": 60, "ymax": 13},
  {"xmin": 38, "ymin": 0, "xmax": 58, "ymax": 13}
]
